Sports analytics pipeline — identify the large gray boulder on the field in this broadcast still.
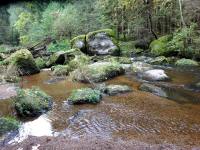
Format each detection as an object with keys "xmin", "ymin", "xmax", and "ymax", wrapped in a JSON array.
[{"xmin": 86, "ymin": 29, "xmax": 120, "ymax": 56}]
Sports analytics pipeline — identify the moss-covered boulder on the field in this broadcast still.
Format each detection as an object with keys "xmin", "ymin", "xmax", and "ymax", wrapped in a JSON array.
[
  {"xmin": 14, "ymin": 87, "xmax": 53, "ymax": 117},
  {"xmin": 5, "ymin": 49, "xmax": 40, "ymax": 76},
  {"xmin": 70, "ymin": 35, "xmax": 86, "ymax": 53},
  {"xmin": 35, "ymin": 57, "xmax": 47, "ymax": 69},
  {"xmin": 119, "ymin": 41, "xmax": 141, "ymax": 57},
  {"xmin": 150, "ymin": 35, "xmax": 175, "ymax": 56},
  {"xmin": 0, "ymin": 117, "xmax": 20, "ymax": 136},
  {"xmin": 105, "ymin": 85, "xmax": 132, "ymax": 96},
  {"xmin": 71, "ymin": 62, "xmax": 124, "ymax": 83},
  {"xmin": 46, "ymin": 49, "xmax": 83, "ymax": 67},
  {"xmin": 86, "ymin": 29, "xmax": 120, "ymax": 56},
  {"xmin": 51, "ymin": 65, "xmax": 70, "ymax": 76},
  {"xmin": 68, "ymin": 88, "xmax": 102, "ymax": 104},
  {"xmin": 68, "ymin": 54, "xmax": 90, "ymax": 71},
  {"xmin": 149, "ymin": 56, "xmax": 169, "ymax": 65},
  {"xmin": 175, "ymin": 58, "xmax": 199, "ymax": 67},
  {"xmin": 0, "ymin": 53, "xmax": 6, "ymax": 61}
]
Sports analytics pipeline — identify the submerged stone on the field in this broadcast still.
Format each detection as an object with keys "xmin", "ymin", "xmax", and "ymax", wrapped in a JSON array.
[
  {"xmin": 68, "ymin": 88, "xmax": 102, "ymax": 104},
  {"xmin": 105, "ymin": 85, "xmax": 132, "ymax": 96},
  {"xmin": 14, "ymin": 87, "xmax": 53, "ymax": 117},
  {"xmin": 71, "ymin": 62, "xmax": 124, "ymax": 83},
  {"xmin": 139, "ymin": 83, "xmax": 168, "ymax": 98}
]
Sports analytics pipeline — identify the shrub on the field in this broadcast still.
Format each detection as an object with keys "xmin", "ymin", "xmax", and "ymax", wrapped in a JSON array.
[{"xmin": 47, "ymin": 39, "xmax": 70, "ymax": 52}]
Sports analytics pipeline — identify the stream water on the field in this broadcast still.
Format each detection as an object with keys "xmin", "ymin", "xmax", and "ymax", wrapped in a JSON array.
[{"xmin": 0, "ymin": 65, "xmax": 200, "ymax": 147}]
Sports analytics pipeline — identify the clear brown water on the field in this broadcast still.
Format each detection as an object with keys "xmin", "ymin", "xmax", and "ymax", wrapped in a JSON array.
[{"xmin": 1, "ymin": 68, "xmax": 200, "ymax": 147}]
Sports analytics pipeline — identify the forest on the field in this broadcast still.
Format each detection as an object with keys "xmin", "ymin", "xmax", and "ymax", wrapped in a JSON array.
[{"xmin": 0, "ymin": 0, "xmax": 200, "ymax": 149}]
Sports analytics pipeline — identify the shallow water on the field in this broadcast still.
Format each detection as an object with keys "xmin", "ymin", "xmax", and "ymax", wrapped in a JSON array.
[{"xmin": 1, "ymin": 67, "xmax": 200, "ymax": 147}]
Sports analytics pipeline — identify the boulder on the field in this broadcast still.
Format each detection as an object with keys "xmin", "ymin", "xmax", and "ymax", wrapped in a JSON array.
[
  {"xmin": 14, "ymin": 87, "xmax": 53, "ymax": 117},
  {"xmin": 70, "ymin": 35, "xmax": 86, "ymax": 53},
  {"xmin": 175, "ymin": 58, "xmax": 199, "ymax": 67},
  {"xmin": 68, "ymin": 88, "xmax": 102, "ymax": 104},
  {"xmin": 150, "ymin": 35, "xmax": 176, "ymax": 56},
  {"xmin": 0, "ymin": 53, "xmax": 6, "ymax": 61},
  {"xmin": 51, "ymin": 65, "xmax": 69, "ymax": 76},
  {"xmin": 131, "ymin": 62, "xmax": 153, "ymax": 73},
  {"xmin": 46, "ymin": 49, "xmax": 83, "ymax": 67},
  {"xmin": 71, "ymin": 62, "xmax": 125, "ymax": 83},
  {"xmin": 35, "ymin": 57, "xmax": 47, "ymax": 69},
  {"xmin": 105, "ymin": 85, "xmax": 132, "ymax": 96},
  {"xmin": 5, "ymin": 49, "xmax": 40, "ymax": 76},
  {"xmin": 86, "ymin": 29, "xmax": 120, "ymax": 56},
  {"xmin": 139, "ymin": 83, "xmax": 168, "ymax": 98},
  {"xmin": 0, "ymin": 117, "xmax": 20, "ymax": 136},
  {"xmin": 149, "ymin": 56, "xmax": 169, "ymax": 65},
  {"xmin": 139, "ymin": 69, "xmax": 169, "ymax": 81}
]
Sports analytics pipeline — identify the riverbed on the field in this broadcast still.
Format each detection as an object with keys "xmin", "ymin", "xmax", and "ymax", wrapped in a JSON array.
[{"xmin": 1, "ymin": 65, "xmax": 200, "ymax": 149}]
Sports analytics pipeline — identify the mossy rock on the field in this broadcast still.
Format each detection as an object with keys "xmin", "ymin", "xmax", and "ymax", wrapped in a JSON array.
[
  {"xmin": 0, "ymin": 53, "xmax": 7, "ymax": 61},
  {"xmin": 70, "ymin": 35, "xmax": 86, "ymax": 53},
  {"xmin": 105, "ymin": 56, "xmax": 132, "ymax": 64},
  {"xmin": 0, "ymin": 117, "xmax": 20, "ymax": 136},
  {"xmin": 149, "ymin": 56, "xmax": 169, "ymax": 65},
  {"xmin": 5, "ymin": 49, "xmax": 40, "ymax": 76},
  {"xmin": 150, "ymin": 35, "xmax": 174, "ymax": 56},
  {"xmin": 175, "ymin": 58, "xmax": 199, "ymax": 67},
  {"xmin": 14, "ymin": 87, "xmax": 53, "ymax": 117},
  {"xmin": 71, "ymin": 62, "xmax": 125, "ymax": 83},
  {"xmin": 68, "ymin": 88, "xmax": 102, "ymax": 104},
  {"xmin": 46, "ymin": 49, "xmax": 83, "ymax": 67},
  {"xmin": 51, "ymin": 65, "xmax": 70, "ymax": 76},
  {"xmin": 86, "ymin": 29, "xmax": 120, "ymax": 56},
  {"xmin": 35, "ymin": 57, "xmax": 47, "ymax": 69},
  {"xmin": 86, "ymin": 29, "xmax": 115, "ymax": 41},
  {"xmin": 105, "ymin": 85, "xmax": 132, "ymax": 96},
  {"xmin": 68, "ymin": 54, "xmax": 90, "ymax": 71}
]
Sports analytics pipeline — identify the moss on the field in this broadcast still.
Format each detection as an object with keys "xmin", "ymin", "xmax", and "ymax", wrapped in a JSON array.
[
  {"xmin": 68, "ymin": 54, "xmax": 90, "ymax": 71},
  {"xmin": 51, "ymin": 65, "xmax": 70, "ymax": 76},
  {"xmin": 68, "ymin": 88, "xmax": 101, "ymax": 104},
  {"xmin": 150, "ymin": 35, "xmax": 174, "ymax": 56},
  {"xmin": 5, "ymin": 49, "xmax": 40, "ymax": 76},
  {"xmin": 14, "ymin": 87, "xmax": 53, "ymax": 117},
  {"xmin": 71, "ymin": 62, "xmax": 125, "ymax": 83},
  {"xmin": 0, "ymin": 117, "xmax": 20, "ymax": 136},
  {"xmin": 86, "ymin": 29, "xmax": 115, "ymax": 41},
  {"xmin": 175, "ymin": 58, "xmax": 199, "ymax": 67},
  {"xmin": 149, "ymin": 56, "xmax": 169, "ymax": 65},
  {"xmin": 71, "ymin": 35, "xmax": 86, "ymax": 46},
  {"xmin": 35, "ymin": 57, "xmax": 46, "ymax": 69}
]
